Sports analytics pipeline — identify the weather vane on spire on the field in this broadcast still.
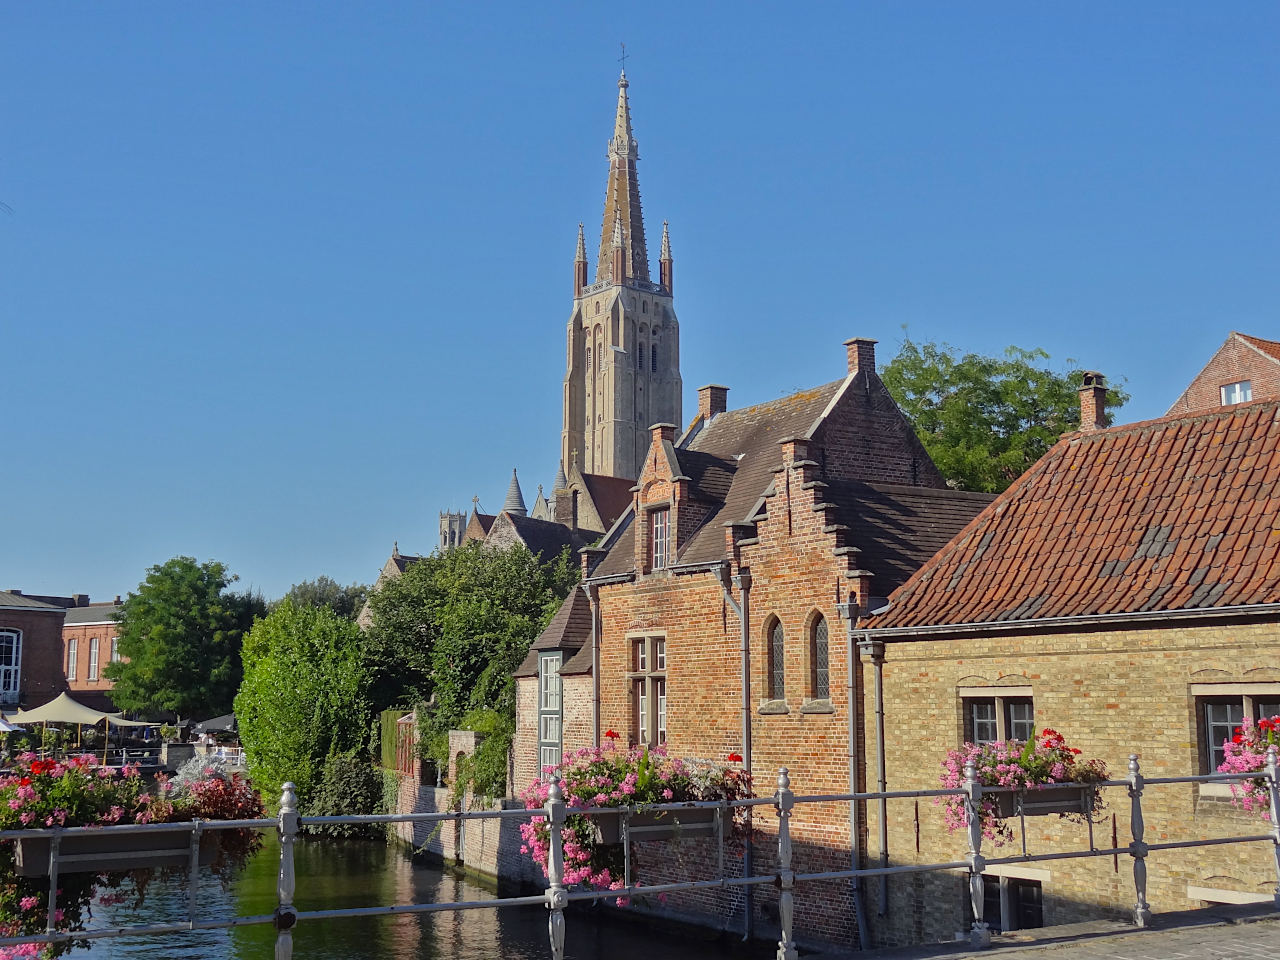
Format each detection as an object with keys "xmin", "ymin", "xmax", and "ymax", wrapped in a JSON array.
[{"xmin": 618, "ymin": 42, "xmax": 629, "ymax": 74}]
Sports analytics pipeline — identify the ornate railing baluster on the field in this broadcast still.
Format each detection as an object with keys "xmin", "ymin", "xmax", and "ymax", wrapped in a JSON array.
[
  {"xmin": 775, "ymin": 768, "xmax": 798, "ymax": 960},
  {"xmin": 1127, "ymin": 755, "xmax": 1153, "ymax": 927},
  {"xmin": 544, "ymin": 777, "xmax": 568, "ymax": 960},
  {"xmin": 962, "ymin": 759, "xmax": 990, "ymax": 948},
  {"xmin": 1266, "ymin": 745, "xmax": 1280, "ymax": 909},
  {"xmin": 274, "ymin": 782, "xmax": 299, "ymax": 960}
]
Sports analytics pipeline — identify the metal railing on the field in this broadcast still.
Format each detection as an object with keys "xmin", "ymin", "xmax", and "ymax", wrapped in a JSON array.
[{"xmin": 0, "ymin": 746, "xmax": 1276, "ymax": 958}]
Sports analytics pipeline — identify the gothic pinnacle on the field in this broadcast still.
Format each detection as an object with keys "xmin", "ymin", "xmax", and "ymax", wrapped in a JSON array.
[
  {"xmin": 612, "ymin": 211, "xmax": 624, "ymax": 249},
  {"xmin": 660, "ymin": 220, "xmax": 671, "ymax": 261},
  {"xmin": 502, "ymin": 469, "xmax": 528, "ymax": 517},
  {"xmin": 575, "ymin": 223, "xmax": 586, "ymax": 262}
]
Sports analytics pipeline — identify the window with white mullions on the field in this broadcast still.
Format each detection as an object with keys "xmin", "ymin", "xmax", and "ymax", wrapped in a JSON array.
[
  {"xmin": 630, "ymin": 636, "xmax": 667, "ymax": 746},
  {"xmin": 0, "ymin": 630, "xmax": 20, "ymax": 705},
  {"xmin": 88, "ymin": 637, "xmax": 99, "ymax": 681},
  {"xmin": 962, "ymin": 690, "xmax": 1034, "ymax": 745},
  {"xmin": 537, "ymin": 653, "xmax": 563, "ymax": 772},
  {"xmin": 1220, "ymin": 380, "xmax": 1252, "ymax": 405},
  {"xmin": 67, "ymin": 637, "xmax": 78, "ymax": 681},
  {"xmin": 649, "ymin": 508, "xmax": 670, "ymax": 570}
]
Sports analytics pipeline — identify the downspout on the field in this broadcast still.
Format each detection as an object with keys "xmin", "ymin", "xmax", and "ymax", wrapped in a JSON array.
[
  {"xmin": 717, "ymin": 562, "xmax": 753, "ymax": 941},
  {"xmin": 586, "ymin": 583, "xmax": 601, "ymax": 748},
  {"xmin": 836, "ymin": 601, "xmax": 870, "ymax": 950},
  {"xmin": 859, "ymin": 636, "xmax": 888, "ymax": 915}
]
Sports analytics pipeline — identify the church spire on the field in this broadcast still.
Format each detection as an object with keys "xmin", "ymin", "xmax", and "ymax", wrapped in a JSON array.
[
  {"xmin": 502, "ymin": 469, "xmax": 527, "ymax": 517},
  {"xmin": 595, "ymin": 70, "xmax": 650, "ymax": 284},
  {"xmin": 573, "ymin": 222, "xmax": 588, "ymax": 297}
]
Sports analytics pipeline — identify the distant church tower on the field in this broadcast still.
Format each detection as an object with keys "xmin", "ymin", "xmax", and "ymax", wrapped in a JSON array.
[
  {"xmin": 560, "ymin": 70, "xmax": 682, "ymax": 481},
  {"xmin": 439, "ymin": 510, "xmax": 465, "ymax": 551}
]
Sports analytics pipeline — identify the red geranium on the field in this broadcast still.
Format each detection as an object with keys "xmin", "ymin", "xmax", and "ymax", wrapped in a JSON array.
[
  {"xmin": 727, "ymin": 752, "xmax": 743, "ymax": 763},
  {"xmin": 604, "ymin": 729, "xmax": 620, "ymax": 740}
]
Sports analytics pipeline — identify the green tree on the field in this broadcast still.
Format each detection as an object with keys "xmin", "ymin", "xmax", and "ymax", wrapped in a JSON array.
[
  {"xmin": 364, "ymin": 542, "xmax": 577, "ymax": 719},
  {"xmin": 235, "ymin": 600, "xmax": 370, "ymax": 806},
  {"xmin": 881, "ymin": 335, "xmax": 1129, "ymax": 493},
  {"xmin": 105, "ymin": 557, "xmax": 264, "ymax": 719},
  {"xmin": 276, "ymin": 575, "xmax": 369, "ymax": 621}
]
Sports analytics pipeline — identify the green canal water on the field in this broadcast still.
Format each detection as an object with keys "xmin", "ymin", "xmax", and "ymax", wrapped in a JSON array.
[{"xmin": 78, "ymin": 835, "xmax": 771, "ymax": 959}]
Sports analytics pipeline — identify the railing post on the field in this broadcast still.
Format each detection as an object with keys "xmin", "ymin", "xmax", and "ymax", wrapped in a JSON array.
[
  {"xmin": 1266, "ymin": 745, "xmax": 1280, "ymax": 909},
  {"xmin": 274, "ymin": 782, "xmax": 299, "ymax": 960},
  {"xmin": 544, "ymin": 776, "xmax": 568, "ymax": 960},
  {"xmin": 1126, "ymin": 755, "xmax": 1153, "ymax": 927},
  {"xmin": 45, "ymin": 829, "xmax": 61, "ymax": 936},
  {"xmin": 775, "ymin": 768, "xmax": 797, "ymax": 960},
  {"xmin": 962, "ymin": 759, "xmax": 990, "ymax": 949},
  {"xmin": 186, "ymin": 819, "xmax": 203, "ymax": 926}
]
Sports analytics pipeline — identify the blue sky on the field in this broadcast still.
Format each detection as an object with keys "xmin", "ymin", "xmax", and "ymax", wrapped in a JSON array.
[{"xmin": 4, "ymin": 3, "xmax": 1277, "ymax": 601}]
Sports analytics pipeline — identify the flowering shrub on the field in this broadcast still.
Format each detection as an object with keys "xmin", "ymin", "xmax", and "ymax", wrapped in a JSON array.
[
  {"xmin": 939, "ymin": 729, "xmax": 1108, "ymax": 845},
  {"xmin": 0, "ymin": 754, "xmax": 265, "ymax": 957},
  {"xmin": 518, "ymin": 742, "xmax": 751, "ymax": 894},
  {"xmin": 1218, "ymin": 715, "xmax": 1280, "ymax": 820}
]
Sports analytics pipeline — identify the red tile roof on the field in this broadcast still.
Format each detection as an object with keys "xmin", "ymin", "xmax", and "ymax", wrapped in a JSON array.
[
  {"xmin": 1238, "ymin": 332, "xmax": 1280, "ymax": 364},
  {"xmin": 869, "ymin": 399, "xmax": 1280, "ymax": 632}
]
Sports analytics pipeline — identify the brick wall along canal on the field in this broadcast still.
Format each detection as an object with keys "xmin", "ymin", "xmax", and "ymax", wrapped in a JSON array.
[{"xmin": 78, "ymin": 834, "xmax": 773, "ymax": 959}]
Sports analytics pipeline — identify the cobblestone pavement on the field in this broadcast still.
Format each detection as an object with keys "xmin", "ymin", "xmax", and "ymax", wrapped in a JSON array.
[{"xmin": 812, "ymin": 905, "xmax": 1280, "ymax": 960}]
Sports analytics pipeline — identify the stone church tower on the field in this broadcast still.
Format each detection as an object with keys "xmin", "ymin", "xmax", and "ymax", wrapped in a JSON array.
[{"xmin": 560, "ymin": 70, "xmax": 682, "ymax": 481}]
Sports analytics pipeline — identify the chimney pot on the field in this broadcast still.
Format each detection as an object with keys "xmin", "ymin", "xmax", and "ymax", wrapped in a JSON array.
[
  {"xmin": 697, "ymin": 384, "xmax": 729, "ymax": 422},
  {"xmin": 844, "ymin": 337, "xmax": 878, "ymax": 375},
  {"xmin": 1079, "ymin": 371, "xmax": 1108, "ymax": 432}
]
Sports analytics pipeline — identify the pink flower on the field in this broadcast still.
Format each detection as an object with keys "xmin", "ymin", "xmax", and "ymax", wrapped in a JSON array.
[{"xmin": 18, "ymin": 897, "xmax": 37, "ymax": 912}]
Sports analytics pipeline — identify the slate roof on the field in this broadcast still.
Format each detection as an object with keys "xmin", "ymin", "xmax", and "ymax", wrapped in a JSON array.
[
  {"xmin": 513, "ymin": 588, "xmax": 593, "ymax": 677},
  {"xmin": 501, "ymin": 513, "xmax": 589, "ymax": 563},
  {"xmin": 390, "ymin": 554, "xmax": 422, "ymax": 574},
  {"xmin": 63, "ymin": 603, "xmax": 122, "ymax": 625},
  {"xmin": 0, "ymin": 592, "xmax": 62, "ymax": 611},
  {"xmin": 869, "ymin": 398, "xmax": 1280, "ymax": 632},
  {"xmin": 579, "ymin": 473, "xmax": 636, "ymax": 531}
]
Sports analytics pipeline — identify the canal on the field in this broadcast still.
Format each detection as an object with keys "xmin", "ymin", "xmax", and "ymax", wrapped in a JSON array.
[{"xmin": 79, "ymin": 835, "xmax": 773, "ymax": 959}]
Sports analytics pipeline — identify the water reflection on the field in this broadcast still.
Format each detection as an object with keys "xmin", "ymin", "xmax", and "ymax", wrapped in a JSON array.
[{"xmin": 79, "ymin": 836, "xmax": 770, "ymax": 960}]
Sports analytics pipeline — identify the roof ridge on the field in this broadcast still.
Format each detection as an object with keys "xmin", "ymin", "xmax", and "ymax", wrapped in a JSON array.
[{"xmin": 1070, "ymin": 393, "xmax": 1280, "ymax": 441}]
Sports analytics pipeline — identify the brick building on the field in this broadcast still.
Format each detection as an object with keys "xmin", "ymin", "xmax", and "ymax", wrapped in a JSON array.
[
  {"xmin": 1167, "ymin": 331, "xmax": 1280, "ymax": 415},
  {"xmin": 61, "ymin": 597, "xmax": 123, "ymax": 711},
  {"xmin": 513, "ymin": 337, "xmax": 992, "ymax": 946},
  {"xmin": 857, "ymin": 381, "xmax": 1280, "ymax": 946},
  {"xmin": 0, "ymin": 591, "xmax": 70, "ymax": 709}
]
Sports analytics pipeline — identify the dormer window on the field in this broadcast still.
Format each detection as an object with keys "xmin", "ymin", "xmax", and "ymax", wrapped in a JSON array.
[
  {"xmin": 650, "ymin": 507, "xmax": 670, "ymax": 570},
  {"xmin": 1221, "ymin": 380, "xmax": 1252, "ymax": 405}
]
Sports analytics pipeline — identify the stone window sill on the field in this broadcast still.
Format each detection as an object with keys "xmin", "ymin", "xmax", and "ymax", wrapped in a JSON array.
[
  {"xmin": 757, "ymin": 700, "xmax": 789, "ymax": 716},
  {"xmin": 800, "ymin": 698, "xmax": 835, "ymax": 715},
  {"xmin": 1197, "ymin": 782, "xmax": 1236, "ymax": 800}
]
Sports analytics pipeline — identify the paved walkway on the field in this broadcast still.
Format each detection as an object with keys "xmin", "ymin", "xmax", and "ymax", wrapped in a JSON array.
[{"xmin": 814, "ymin": 904, "xmax": 1280, "ymax": 960}]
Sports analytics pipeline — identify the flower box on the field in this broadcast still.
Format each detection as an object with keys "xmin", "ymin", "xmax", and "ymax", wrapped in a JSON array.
[
  {"xmin": 589, "ymin": 807, "xmax": 718, "ymax": 845},
  {"xmin": 991, "ymin": 784, "xmax": 1093, "ymax": 819},
  {"xmin": 13, "ymin": 829, "xmax": 218, "ymax": 877}
]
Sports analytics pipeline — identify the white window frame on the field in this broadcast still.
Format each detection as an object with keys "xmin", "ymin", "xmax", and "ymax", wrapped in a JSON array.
[
  {"xmin": 1191, "ymin": 683, "xmax": 1280, "ymax": 784},
  {"xmin": 650, "ymin": 507, "xmax": 670, "ymax": 571},
  {"xmin": 67, "ymin": 637, "xmax": 78, "ymax": 681},
  {"xmin": 88, "ymin": 637, "xmax": 99, "ymax": 681},
  {"xmin": 629, "ymin": 634, "xmax": 667, "ymax": 746},
  {"xmin": 0, "ymin": 629, "xmax": 21, "ymax": 706},
  {"xmin": 537, "ymin": 653, "xmax": 563, "ymax": 773},
  {"xmin": 960, "ymin": 686, "xmax": 1034, "ymax": 744},
  {"xmin": 110, "ymin": 637, "xmax": 120, "ymax": 663},
  {"xmin": 1220, "ymin": 380, "xmax": 1252, "ymax": 405}
]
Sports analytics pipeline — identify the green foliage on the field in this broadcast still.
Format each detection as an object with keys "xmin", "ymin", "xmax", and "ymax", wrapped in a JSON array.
[
  {"xmin": 880, "ymin": 334, "xmax": 1130, "ymax": 493},
  {"xmin": 235, "ymin": 600, "xmax": 371, "ymax": 807},
  {"xmin": 302, "ymin": 751, "xmax": 386, "ymax": 839},
  {"xmin": 364, "ymin": 542, "xmax": 578, "ymax": 721},
  {"xmin": 105, "ymin": 557, "xmax": 265, "ymax": 718},
  {"xmin": 447, "ymin": 708, "xmax": 514, "ymax": 804},
  {"xmin": 379, "ymin": 707, "xmax": 405, "ymax": 770},
  {"xmin": 276, "ymin": 575, "xmax": 370, "ymax": 621}
]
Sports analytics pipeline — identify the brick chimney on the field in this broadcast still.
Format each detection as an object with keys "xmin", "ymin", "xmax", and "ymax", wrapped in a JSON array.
[
  {"xmin": 697, "ymin": 385, "xmax": 729, "ymax": 422},
  {"xmin": 650, "ymin": 422, "xmax": 677, "ymax": 446},
  {"xmin": 1079, "ymin": 371, "xmax": 1108, "ymax": 432},
  {"xmin": 844, "ymin": 337, "xmax": 877, "ymax": 375}
]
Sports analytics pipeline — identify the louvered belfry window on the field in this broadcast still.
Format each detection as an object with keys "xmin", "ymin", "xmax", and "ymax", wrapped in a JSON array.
[{"xmin": 768, "ymin": 620, "xmax": 785, "ymax": 701}]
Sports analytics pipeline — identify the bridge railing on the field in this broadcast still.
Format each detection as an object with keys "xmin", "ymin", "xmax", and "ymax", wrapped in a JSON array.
[{"xmin": 0, "ymin": 747, "xmax": 1275, "ymax": 958}]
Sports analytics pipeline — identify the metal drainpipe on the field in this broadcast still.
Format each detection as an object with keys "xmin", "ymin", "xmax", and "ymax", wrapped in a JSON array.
[
  {"xmin": 836, "ymin": 601, "xmax": 870, "ymax": 950},
  {"xmin": 717, "ymin": 562, "xmax": 753, "ymax": 941},
  {"xmin": 586, "ymin": 583, "xmax": 601, "ymax": 747},
  {"xmin": 860, "ymin": 636, "xmax": 888, "ymax": 914}
]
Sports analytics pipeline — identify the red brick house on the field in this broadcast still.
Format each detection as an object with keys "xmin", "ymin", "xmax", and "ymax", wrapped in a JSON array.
[
  {"xmin": 856, "ymin": 381, "xmax": 1280, "ymax": 945},
  {"xmin": 1167, "ymin": 331, "xmax": 1280, "ymax": 414},
  {"xmin": 0, "ymin": 591, "xmax": 70, "ymax": 710},
  {"xmin": 513, "ymin": 336, "xmax": 992, "ymax": 945},
  {"xmin": 61, "ymin": 597, "xmax": 123, "ymax": 711}
]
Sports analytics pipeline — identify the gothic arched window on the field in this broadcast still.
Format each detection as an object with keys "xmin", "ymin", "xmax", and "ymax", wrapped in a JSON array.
[
  {"xmin": 637, "ymin": 344, "xmax": 644, "ymax": 371},
  {"xmin": 767, "ymin": 618, "xmax": 785, "ymax": 701},
  {"xmin": 651, "ymin": 344, "xmax": 659, "ymax": 373},
  {"xmin": 587, "ymin": 346, "xmax": 592, "ymax": 371},
  {"xmin": 810, "ymin": 613, "xmax": 829, "ymax": 699}
]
